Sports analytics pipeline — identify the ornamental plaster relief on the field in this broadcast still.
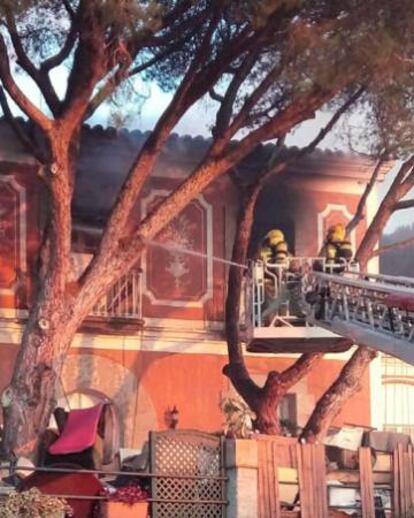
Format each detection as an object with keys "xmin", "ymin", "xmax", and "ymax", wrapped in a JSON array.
[{"xmin": 141, "ymin": 190, "xmax": 213, "ymax": 308}]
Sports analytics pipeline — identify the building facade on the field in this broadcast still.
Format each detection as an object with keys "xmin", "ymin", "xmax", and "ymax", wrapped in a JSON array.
[{"xmin": 0, "ymin": 119, "xmax": 396, "ymax": 450}]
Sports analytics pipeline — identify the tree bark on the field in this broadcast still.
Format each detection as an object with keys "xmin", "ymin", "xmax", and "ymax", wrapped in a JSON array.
[
  {"xmin": 300, "ymin": 347, "xmax": 376, "ymax": 443},
  {"xmin": 2, "ymin": 322, "xmax": 73, "ymax": 457},
  {"xmin": 1, "ymin": 133, "xmax": 78, "ymax": 457}
]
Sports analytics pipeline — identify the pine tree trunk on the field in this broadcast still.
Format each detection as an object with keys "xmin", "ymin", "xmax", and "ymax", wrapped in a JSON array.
[
  {"xmin": 300, "ymin": 346, "xmax": 376, "ymax": 443},
  {"xmin": 1, "ymin": 136, "xmax": 78, "ymax": 458},
  {"xmin": 255, "ymin": 396, "xmax": 283, "ymax": 435},
  {"xmin": 254, "ymin": 371, "xmax": 294, "ymax": 435},
  {"xmin": 2, "ymin": 323, "xmax": 72, "ymax": 457},
  {"xmin": 1, "ymin": 258, "xmax": 81, "ymax": 457}
]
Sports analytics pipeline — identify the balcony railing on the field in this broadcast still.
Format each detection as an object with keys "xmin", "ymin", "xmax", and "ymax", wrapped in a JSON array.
[
  {"xmin": 90, "ymin": 269, "xmax": 143, "ymax": 320},
  {"xmin": 247, "ymin": 257, "xmax": 331, "ymax": 328}
]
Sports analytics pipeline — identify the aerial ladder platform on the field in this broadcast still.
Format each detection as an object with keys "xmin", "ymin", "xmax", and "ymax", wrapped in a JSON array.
[{"xmin": 245, "ymin": 259, "xmax": 414, "ymax": 365}]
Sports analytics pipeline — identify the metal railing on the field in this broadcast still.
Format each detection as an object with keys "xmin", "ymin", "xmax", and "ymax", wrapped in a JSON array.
[
  {"xmin": 248, "ymin": 257, "xmax": 350, "ymax": 328},
  {"xmin": 247, "ymin": 258, "xmax": 414, "ymax": 363},
  {"xmin": 305, "ymin": 270, "xmax": 414, "ymax": 339},
  {"xmin": 90, "ymin": 269, "xmax": 143, "ymax": 320},
  {"xmin": 303, "ymin": 269, "xmax": 414, "ymax": 364}
]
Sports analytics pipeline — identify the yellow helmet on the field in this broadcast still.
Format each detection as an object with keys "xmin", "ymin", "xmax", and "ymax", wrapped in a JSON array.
[
  {"xmin": 327, "ymin": 223, "xmax": 346, "ymax": 243},
  {"xmin": 266, "ymin": 229, "xmax": 285, "ymax": 245}
]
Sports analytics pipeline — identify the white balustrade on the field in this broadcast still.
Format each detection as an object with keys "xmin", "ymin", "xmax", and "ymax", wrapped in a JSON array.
[{"xmin": 90, "ymin": 269, "xmax": 143, "ymax": 319}]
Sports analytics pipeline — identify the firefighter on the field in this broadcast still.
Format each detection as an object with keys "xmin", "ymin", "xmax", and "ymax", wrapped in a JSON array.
[
  {"xmin": 257, "ymin": 229, "xmax": 290, "ymax": 322},
  {"xmin": 325, "ymin": 223, "xmax": 353, "ymax": 271},
  {"xmin": 259, "ymin": 229, "xmax": 289, "ymax": 264}
]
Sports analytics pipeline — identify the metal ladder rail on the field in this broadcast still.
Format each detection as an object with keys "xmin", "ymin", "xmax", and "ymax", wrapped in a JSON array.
[
  {"xmin": 343, "ymin": 271, "xmax": 414, "ymax": 290},
  {"xmin": 306, "ymin": 271, "xmax": 414, "ymax": 364}
]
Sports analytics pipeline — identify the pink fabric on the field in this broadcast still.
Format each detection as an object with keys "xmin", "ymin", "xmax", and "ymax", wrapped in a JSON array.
[
  {"xmin": 385, "ymin": 294, "xmax": 414, "ymax": 312},
  {"xmin": 48, "ymin": 404, "xmax": 103, "ymax": 455}
]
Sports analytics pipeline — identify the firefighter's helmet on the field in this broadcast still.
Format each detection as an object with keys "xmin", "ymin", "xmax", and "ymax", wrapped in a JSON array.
[
  {"xmin": 266, "ymin": 229, "xmax": 285, "ymax": 245},
  {"xmin": 327, "ymin": 223, "xmax": 346, "ymax": 243}
]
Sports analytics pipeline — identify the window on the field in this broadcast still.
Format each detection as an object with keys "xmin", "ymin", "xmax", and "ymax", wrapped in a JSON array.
[
  {"xmin": 279, "ymin": 394, "xmax": 297, "ymax": 426},
  {"xmin": 279, "ymin": 394, "xmax": 298, "ymax": 436},
  {"xmin": 382, "ymin": 382, "xmax": 414, "ymax": 440}
]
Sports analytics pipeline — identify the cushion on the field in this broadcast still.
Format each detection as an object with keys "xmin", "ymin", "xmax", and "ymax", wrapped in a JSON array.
[{"xmin": 48, "ymin": 404, "xmax": 103, "ymax": 455}]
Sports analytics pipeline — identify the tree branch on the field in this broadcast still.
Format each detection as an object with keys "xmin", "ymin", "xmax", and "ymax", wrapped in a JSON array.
[
  {"xmin": 86, "ymin": 29, "xmax": 197, "ymax": 120},
  {"xmin": 301, "ymin": 347, "xmax": 377, "ymax": 443},
  {"xmin": 85, "ymin": 1, "xmax": 214, "ymax": 120},
  {"xmin": 144, "ymin": 0, "xmax": 198, "ymax": 47},
  {"xmin": 213, "ymin": 50, "xmax": 259, "ymax": 138},
  {"xmin": 258, "ymin": 87, "xmax": 365, "ymax": 183},
  {"xmin": 60, "ymin": 2, "xmax": 109, "ymax": 129},
  {"xmin": 41, "ymin": 15, "xmax": 78, "ymax": 72},
  {"xmin": 0, "ymin": 87, "xmax": 46, "ymax": 163},
  {"xmin": 3, "ymin": 7, "xmax": 61, "ymax": 114},
  {"xmin": 279, "ymin": 353, "xmax": 323, "ymax": 390},
  {"xmin": 85, "ymin": 65, "xmax": 130, "ymax": 120},
  {"xmin": 222, "ymin": 181, "xmax": 267, "ymax": 406},
  {"xmin": 62, "ymin": 0, "xmax": 76, "ymax": 20},
  {"xmin": 3, "ymin": 8, "xmax": 38, "ymax": 78},
  {"xmin": 0, "ymin": 35, "xmax": 52, "ymax": 132},
  {"xmin": 394, "ymin": 198, "xmax": 414, "ymax": 212},
  {"xmin": 222, "ymin": 62, "xmax": 285, "ymax": 142},
  {"xmin": 226, "ymin": 88, "xmax": 341, "ymax": 167},
  {"xmin": 300, "ymin": 87, "xmax": 365, "ymax": 159},
  {"xmin": 394, "ymin": 155, "xmax": 414, "ymax": 185},
  {"xmin": 346, "ymin": 156, "xmax": 384, "ymax": 235},
  {"xmin": 400, "ymin": 167, "xmax": 414, "ymax": 190},
  {"xmin": 209, "ymin": 88, "xmax": 224, "ymax": 103},
  {"xmin": 369, "ymin": 236, "xmax": 414, "ymax": 258}
]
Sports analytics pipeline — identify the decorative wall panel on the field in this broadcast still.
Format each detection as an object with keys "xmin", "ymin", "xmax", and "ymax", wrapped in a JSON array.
[{"xmin": 142, "ymin": 191, "xmax": 213, "ymax": 308}]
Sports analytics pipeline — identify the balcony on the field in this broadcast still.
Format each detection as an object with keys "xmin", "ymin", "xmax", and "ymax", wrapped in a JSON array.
[
  {"xmin": 81, "ymin": 269, "xmax": 144, "ymax": 334},
  {"xmin": 90, "ymin": 269, "xmax": 143, "ymax": 320},
  {"xmin": 68, "ymin": 253, "xmax": 144, "ymax": 333}
]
